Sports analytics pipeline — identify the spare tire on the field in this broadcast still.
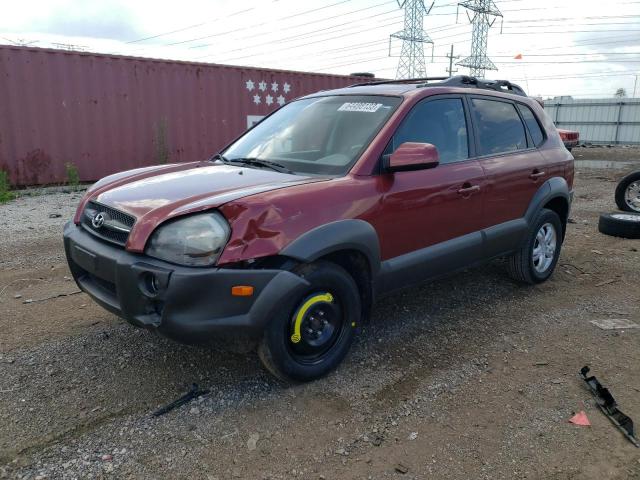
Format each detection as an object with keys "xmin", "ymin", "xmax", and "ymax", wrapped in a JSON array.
[
  {"xmin": 598, "ymin": 212, "xmax": 640, "ymax": 239},
  {"xmin": 614, "ymin": 171, "xmax": 640, "ymax": 213}
]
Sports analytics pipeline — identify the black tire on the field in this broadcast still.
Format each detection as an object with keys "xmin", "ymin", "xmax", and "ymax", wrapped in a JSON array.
[
  {"xmin": 507, "ymin": 208, "xmax": 563, "ymax": 284},
  {"xmin": 258, "ymin": 261, "xmax": 360, "ymax": 383},
  {"xmin": 615, "ymin": 171, "xmax": 640, "ymax": 213},
  {"xmin": 598, "ymin": 212, "xmax": 640, "ymax": 239}
]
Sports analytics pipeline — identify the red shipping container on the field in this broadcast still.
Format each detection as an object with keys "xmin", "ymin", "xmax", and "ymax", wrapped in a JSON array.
[{"xmin": 0, "ymin": 45, "xmax": 372, "ymax": 185}]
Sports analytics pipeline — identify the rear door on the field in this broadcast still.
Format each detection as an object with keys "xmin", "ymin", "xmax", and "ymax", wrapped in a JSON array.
[
  {"xmin": 468, "ymin": 96, "xmax": 549, "ymax": 228},
  {"xmin": 372, "ymin": 95, "xmax": 487, "ymax": 284}
]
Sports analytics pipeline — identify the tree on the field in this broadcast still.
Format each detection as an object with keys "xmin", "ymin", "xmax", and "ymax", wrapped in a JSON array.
[{"xmin": 615, "ymin": 88, "xmax": 627, "ymax": 98}]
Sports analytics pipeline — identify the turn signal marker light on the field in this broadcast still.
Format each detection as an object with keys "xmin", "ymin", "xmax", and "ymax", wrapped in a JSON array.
[{"xmin": 232, "ymin": 285, "xmax": 254, "ymax": 297}]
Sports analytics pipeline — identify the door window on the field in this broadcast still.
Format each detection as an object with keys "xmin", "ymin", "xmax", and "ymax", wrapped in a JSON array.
[
  {"xmin": 392, "ymin": 98, "xmax": 469, "ymax": 164},
  {"xmin": 471, "ymin": 98, "xmax": 527, "ymax": 156},
  {"xmin": 517, "ymin": 104, "xmax": 545, "ymax": 147}
]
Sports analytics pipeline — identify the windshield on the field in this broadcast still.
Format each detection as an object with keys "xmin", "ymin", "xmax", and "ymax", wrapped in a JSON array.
[{"xmin": 223, "ymin": 95, "xmax": 401, "ymax": 176}]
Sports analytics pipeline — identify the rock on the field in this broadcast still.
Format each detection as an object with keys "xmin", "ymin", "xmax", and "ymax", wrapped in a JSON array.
[
  {"xmin": 395, "ymin": 463, "xmax": 409, "ymax": 474},
  {"xmin": 335, "ymin": 448, "xmax": 347, "ymax": 456},
  {"xmin": 247, "ymin": 433, "xmax": 260, "ymax": 451},
  {"xmin": 101, "ymin": 454, "xmax": 113, "ymax": 461},
  {"xmin": 48, "ymin": 213, "xmax": 62, "ymax": 218},
  {"xmin": 13, "ymin": 294, "xmax": 22, "ymax": 299},
  {"xmin": 408, "ymin": 432, "xmax": 418, "ymax": 441}
]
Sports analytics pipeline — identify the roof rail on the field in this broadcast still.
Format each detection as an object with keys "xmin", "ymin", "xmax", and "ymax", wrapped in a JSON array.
[
  {"xmin": 425, "ymin": 75, "xmax": 527, "ymax": 97},
  {"xmin": 348, "ymin": 76, "xmax": 448, "ymax": 88}
]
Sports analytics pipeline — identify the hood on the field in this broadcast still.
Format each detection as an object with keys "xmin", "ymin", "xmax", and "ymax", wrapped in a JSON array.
[{"xmin": 77, "ymin": 161, "xmax": 326, "ymax": 252}]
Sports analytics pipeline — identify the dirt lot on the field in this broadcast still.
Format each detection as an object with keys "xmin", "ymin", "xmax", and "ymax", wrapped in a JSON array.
[{"xmin": 1, "ymin": 151, "xmax": 640, "ymax": 480}]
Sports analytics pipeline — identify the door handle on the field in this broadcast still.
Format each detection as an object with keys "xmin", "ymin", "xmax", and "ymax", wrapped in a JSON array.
[
  {"xmin": 457, "ymin": 184, "xmax": 480, "ymax": 195},
  {"xmin": 529, "ymin": 169, "xmax": 546, "ymax": 179}
]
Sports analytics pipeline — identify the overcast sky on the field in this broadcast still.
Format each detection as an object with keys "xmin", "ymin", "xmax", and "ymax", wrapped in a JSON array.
[{"xmin": 2, "ymin": 0, "xmax": 639, "ymax": 98}]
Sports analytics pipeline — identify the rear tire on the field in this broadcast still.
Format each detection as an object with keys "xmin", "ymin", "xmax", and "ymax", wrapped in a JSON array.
[
  {"xmin": 258, "ymin": 261, "xmax": 360, "ymax": 383},
  {"xmin": 615, "ymin": 171, "xmax": 640, "ymax": 213},
  {"xmin": 507, "ymin": 208, "xmax": 563, "ymax": 284}
]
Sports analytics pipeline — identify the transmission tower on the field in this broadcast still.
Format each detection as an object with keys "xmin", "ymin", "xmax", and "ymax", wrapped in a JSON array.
[
  {"xmin": 389, "ymin": 0, "xmax": 434, "ymax": 79},
  {"xmin": 456, "ymin": 0, "xmax": 502, "ymax": 78}
]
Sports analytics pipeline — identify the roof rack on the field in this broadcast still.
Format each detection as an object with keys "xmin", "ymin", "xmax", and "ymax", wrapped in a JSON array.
[
  {"xmin": 348, "ymin": 77, "xmax": 448, "ymax": 88},
  {"xmin": 429, "ymin": 75, "xmax": 527, "ymax": 97},
  {"xmin": 348, "ymin": 74, "xmax": 527, "ymax": 97}
]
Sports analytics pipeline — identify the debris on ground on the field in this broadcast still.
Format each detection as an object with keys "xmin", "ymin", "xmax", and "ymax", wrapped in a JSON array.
[
  {"xmin": 580, "ymin": 366, "xmax": 640, "ymax": 447},
  {"xmin": 590, "ymin": 319, "xmax": 640, "ymax": 330},
  {"xmin": 22, "ymin": 290, "xmax": 82, "ymax": 304},
  {"xmin": 568, "ymin": 411, "xmax": 591, "ymax": 426},
  {"xmin": 151, "ymin": 384, "xmax": 210, "ymax": 417},
  {"xmin": 247, "ymin": 433, "xmax": 260, "ymax": 451},
  {"xmin": 394, "ymin": 463, "xmax": 409, "ymax": 474}
]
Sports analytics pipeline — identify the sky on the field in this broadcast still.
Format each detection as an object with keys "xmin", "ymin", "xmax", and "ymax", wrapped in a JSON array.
[{"xmin": 1, "ymin": 0, "xmax": 639, "ymax": 98}]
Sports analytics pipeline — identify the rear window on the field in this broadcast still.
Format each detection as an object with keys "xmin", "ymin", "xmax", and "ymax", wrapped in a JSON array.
[
  {"xmin": 517, "ymin": 104, "xmax": 545, "ymax": 147},
  {"xmin": 471, "ymin": 98, "xmax": 527, "ymax": 156}
]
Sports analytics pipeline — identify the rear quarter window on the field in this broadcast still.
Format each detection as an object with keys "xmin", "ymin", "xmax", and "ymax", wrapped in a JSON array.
[
  {"xmin": 471, "ymin": 98, "xmax": 527, "ymax": 156},
  {"xmin": 517, "ymin": 104, "xmax": 545, "ymax": 147}
]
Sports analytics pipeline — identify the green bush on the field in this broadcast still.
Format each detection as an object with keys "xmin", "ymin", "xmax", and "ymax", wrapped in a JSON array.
[
  {"xmin": 65, "ymin": 162, "xmax": 80, "ymax": 187},
  {"xmin": 0, "ymin": 170, "xmax": 14, "ymax": 203}
]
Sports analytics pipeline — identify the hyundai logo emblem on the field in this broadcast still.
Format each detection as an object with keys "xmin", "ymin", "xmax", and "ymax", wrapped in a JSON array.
[{"xmin": 92, "ymin": 212, "xmax": 106, "ymax": 229}]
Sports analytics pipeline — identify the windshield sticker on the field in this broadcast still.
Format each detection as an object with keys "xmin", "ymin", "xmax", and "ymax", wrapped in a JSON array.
[{"xmin": 338, "ymin": 102, "xmax": 383, "ymax": 113}]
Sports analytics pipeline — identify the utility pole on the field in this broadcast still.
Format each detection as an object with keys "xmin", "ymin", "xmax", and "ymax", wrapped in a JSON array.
[
  {"xmin": 456, "ymin": 0, "xmax": 503, "ymax": 79},
  {"xmin": 389, "ymin": 0, "xmax": 435, "ymax": 79},
  {"xmin": 634, "ymin": 74, "xmax": 639, "ymax": 98},
  {"xmin": 446, "ymin": 45, "xmax": 459, "ymax": 77}
]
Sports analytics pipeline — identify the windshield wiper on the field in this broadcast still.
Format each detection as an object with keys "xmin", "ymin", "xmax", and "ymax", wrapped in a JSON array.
[
  {"xmin": 208, "ymin": 153, "xmax": 229, "ymax": 163},
  {"xmin": 225, "ymin": 157, "xmax": 294, "ymax": 174}
]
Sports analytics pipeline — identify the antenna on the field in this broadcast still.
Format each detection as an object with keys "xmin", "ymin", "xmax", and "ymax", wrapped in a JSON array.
[
  {"xmin": 456, "ymin": 0, "xmax": 502, "ymax": 79},
  {"xmin": 389, "ymin": 0, "xmax": 435, "ymax": 79}
]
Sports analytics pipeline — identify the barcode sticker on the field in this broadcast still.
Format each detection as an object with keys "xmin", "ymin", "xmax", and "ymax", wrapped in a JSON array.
[{"xmin": 338, "ymin": 102, "xmax": 383, "ymax": 113}]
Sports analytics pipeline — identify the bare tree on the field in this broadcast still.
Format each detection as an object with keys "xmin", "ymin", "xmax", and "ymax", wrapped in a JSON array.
[{"xmin": 615, "ymin": 88, "xmax": 627, "ymax": 98}]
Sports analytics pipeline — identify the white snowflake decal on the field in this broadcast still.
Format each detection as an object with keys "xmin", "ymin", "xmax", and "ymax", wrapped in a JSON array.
[
  {"xmin": 258, "ymin": 81, "xmax": 267, "ymax": 92},
  {"xmin": 245, "ymin": 79, "xmax": 255, "ymax": 91},
  {"xmin": 271, "ymin": 81, "xmax": 279, "ymax": 92},
  {"xmin": 276, "ymin": 95, "xmax": 285, "ymax": 106},
  {"xmin": 283, "ymin": 82, "xmax": 291, "ymax": 94},
  {"xmin": 265, "ymin": 94, "xmax": 274, "ymax": 106},
  {"xmin": 253, "ymin": 94, "xmax": 261, "ymax": 105}
]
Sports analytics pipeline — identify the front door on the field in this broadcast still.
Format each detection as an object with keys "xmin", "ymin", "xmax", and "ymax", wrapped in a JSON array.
[{"xmin": 369, "ymin": 96, "xmax": 486, "ymax": 286}]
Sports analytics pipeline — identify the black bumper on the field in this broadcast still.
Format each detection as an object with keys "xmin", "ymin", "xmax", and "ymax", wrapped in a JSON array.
[{"xmin": 63, "ymin": 222, "xmax": 309, "ymax": 350}]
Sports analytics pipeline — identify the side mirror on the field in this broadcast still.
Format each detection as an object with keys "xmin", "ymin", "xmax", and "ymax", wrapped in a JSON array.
[{"xmin": 385, "ymin": 142, "xmax": 440, "ymax": 172}]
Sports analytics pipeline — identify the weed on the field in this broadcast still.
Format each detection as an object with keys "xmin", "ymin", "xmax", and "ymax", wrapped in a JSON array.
[
  {"xmin": 65, "ymin": 162, "xmax": 80, "ymax": 187},
  {"xmin": 0, "ymin": 170, "xmax": 14, "ymax": 203}
]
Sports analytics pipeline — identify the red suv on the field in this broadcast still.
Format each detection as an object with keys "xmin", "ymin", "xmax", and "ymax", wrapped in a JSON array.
[{"xmin": 64, "ymin": 76, "xmax": 574, "ymax": 382}]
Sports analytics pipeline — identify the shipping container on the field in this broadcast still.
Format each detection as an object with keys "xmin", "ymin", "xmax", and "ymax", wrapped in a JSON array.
[{"xmin": 0, "ymin": 45, "xmax": 374, "ymax": 185}]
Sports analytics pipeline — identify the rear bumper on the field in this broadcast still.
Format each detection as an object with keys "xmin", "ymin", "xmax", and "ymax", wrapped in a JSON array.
[{"xmin": 63, "ymin": 222, "xmax": 308, "ymax": 350}]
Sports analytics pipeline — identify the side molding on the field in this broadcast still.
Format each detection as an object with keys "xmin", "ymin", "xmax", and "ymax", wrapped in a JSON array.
[{"xmin": 280, "ymin": 219, "xmax": 382, "ymax": 274}]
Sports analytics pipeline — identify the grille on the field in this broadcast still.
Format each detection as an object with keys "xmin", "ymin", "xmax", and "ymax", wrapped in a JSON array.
[{"xmin": 81, "ymin": 201, "xmax": 136, "ymax": 247}]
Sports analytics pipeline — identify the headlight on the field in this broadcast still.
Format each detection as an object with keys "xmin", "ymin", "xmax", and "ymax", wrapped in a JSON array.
[{"xmin": 146, "ymin": 212, "xmax": 230, "ymax": 267}]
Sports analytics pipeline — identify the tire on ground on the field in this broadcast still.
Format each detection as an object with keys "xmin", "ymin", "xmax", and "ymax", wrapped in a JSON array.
[
  {"xmin": 258, "ymin": 260, "xmax": 360, "ymax": 383},
  {"xmin": 507, "ymin": 208, "xmax": 563, "ymax": 285},
  {"xmin": 614, "ymin": 170, "xmax": 640, "ymax": 213},
  {"xmin": 598, "ymin": 212, "xmax": 640, "ymax": 239}
]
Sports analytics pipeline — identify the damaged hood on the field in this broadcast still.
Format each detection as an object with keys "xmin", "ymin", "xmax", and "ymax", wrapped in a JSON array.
[{"xmin": 76, "ymin": 161, "xmax": 326, "ymax": 252}]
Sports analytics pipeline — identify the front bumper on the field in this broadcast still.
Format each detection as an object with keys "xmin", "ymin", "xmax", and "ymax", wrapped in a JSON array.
[{"xmin": 63, "ymin": 222, "xmax": 309, "ymax": 350}]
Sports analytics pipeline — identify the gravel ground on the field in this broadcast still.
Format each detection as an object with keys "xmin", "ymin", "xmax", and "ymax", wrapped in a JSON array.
[{"xmin": 1, "ymin": 152, "xmax": 640, "ymax": 479}]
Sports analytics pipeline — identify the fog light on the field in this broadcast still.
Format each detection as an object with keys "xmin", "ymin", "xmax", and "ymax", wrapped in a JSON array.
[{"xmin": 142, "ymin": 272, "xmax": 159, "ymax": 296}]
